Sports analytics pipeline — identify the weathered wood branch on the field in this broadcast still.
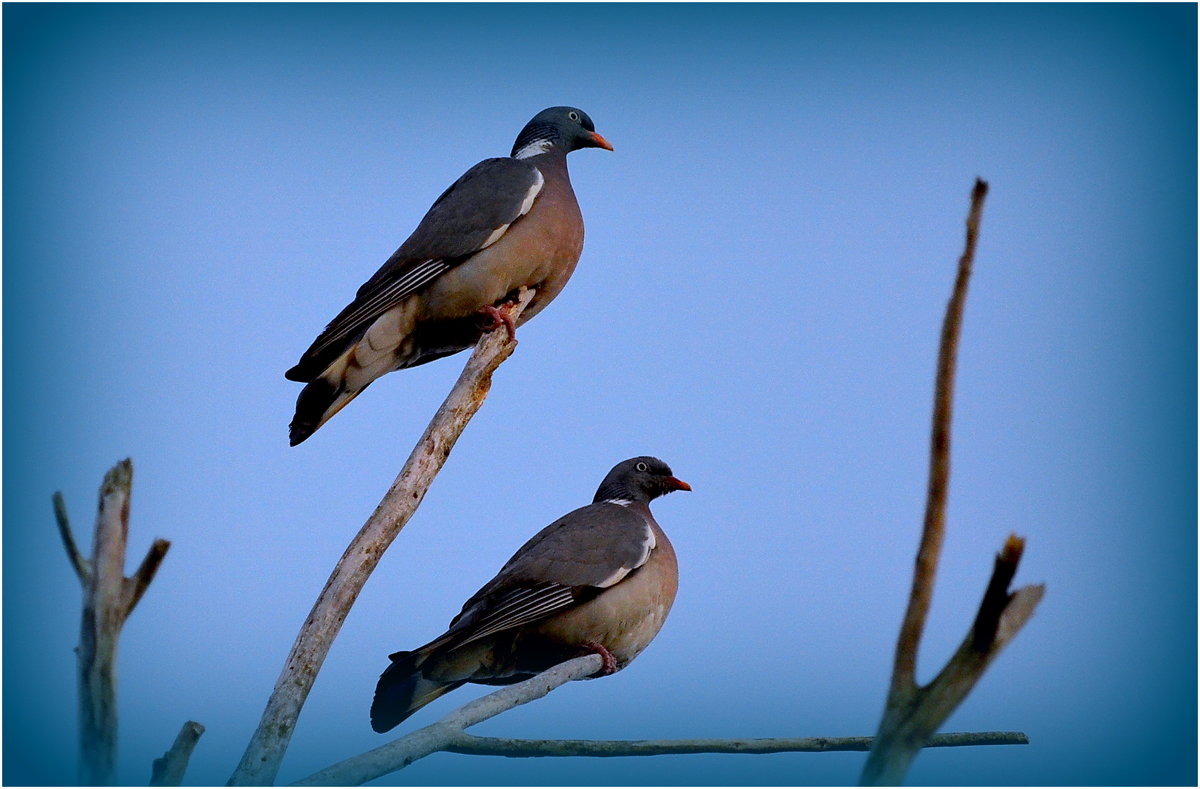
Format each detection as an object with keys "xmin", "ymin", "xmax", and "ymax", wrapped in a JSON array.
[
  {"xmin": 151, "ymin": 720, "xmax": 207, "ymax": 786},
  {"xmin": 890, "ymin": 180, "xmax": 988, "ymax": 694},
  {"xmin": 125, "ymin": 537, "xmax": 171, "ymax": 617},
  {"xmin": 238, "ymin": 181, "xmax": 1035, "ymax": 788},
  {"xmin": 76, "ymin": 462, "xmax": 133, "ymax": 786},
  {"xmin": 291, "ymin": 654, "xmax": 603, "ymax": 786},
  {"xmin": 57, "ymin": 459, "xmax": 174, "ymax": 786},
  {"xmin": 229, "ymin": 289, "xmax": 535, "ymax": 786},
  {"xmin": 445, "ymin": 730, "xmax": 1029, "ymax": 758},
  {"xmin": 53, "ymin": 491, "xmax": 91, "ymax": 585},
  {"xmin": 291, "ymin": 654, "xmax": 1026, "ymax": 786},
  {"xmin": 860, "ymin": 180, "xmax": 1045, "ymax": 786}
]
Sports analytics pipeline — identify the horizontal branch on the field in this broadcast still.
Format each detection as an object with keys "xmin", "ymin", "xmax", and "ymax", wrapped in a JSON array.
[
  {"xmin": 446, "ymin": 730, "xmax": 1029, "ymax": 758},
  {"xmin": 292, "ymin": 654, "xmax": 1027, "ymax": 786}
]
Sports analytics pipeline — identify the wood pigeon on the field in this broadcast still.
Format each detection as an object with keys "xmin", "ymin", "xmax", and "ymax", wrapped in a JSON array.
[
  {"xmin": 370, "ymin": 456, "xmax": 689, "ymax": 733},
  {"xmin": 285, "ymin": 106, "xmax": 612, "ymax": 445}
]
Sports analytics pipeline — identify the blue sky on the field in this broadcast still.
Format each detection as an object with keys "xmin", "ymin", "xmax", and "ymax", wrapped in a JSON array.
[{"xmin": 3, "ymin": 3, "xmax": 1195, "ymax": 786}]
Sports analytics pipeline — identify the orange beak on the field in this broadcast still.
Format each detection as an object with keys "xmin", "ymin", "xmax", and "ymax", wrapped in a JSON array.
[
  {"xmin": 590, "ymin": 131, "xmax": 614, "ymax": 151},
  {"xmin": 665, "ymin": 476, "xmax": 692, "ymax": 492}
]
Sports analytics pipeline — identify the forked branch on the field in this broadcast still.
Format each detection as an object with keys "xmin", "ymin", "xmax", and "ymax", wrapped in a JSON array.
[
  {"xmin": 55, "ymin": 459, "xmax": 178, "ymax": 785},
  {"xmin": 235, "ymin": 181, "xmax": 1039, "ymax": 787},
  {"xmin": 860, "ymin": 180, "xmax": 1045, "ymax": 786},
  {"xmin": 54, "ymin": 182, "xmax": 1038, "ymax": 788}
]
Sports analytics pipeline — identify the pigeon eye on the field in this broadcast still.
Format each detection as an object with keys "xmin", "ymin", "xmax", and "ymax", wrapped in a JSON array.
[
  {"xmin": 635, "ymin": 462, "xmax": 648, "ymax": 472},
  {"xmin": 568, "ymin": 111, "xmax": 580, "ymax": 122}
]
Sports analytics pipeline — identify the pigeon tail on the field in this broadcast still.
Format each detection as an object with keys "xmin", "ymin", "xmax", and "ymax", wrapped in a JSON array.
[
  {"xmin": 289, "ymin": 374, "xmax": 367, "ymax": 446},
  {"xmin": 370, "ymin": 650, "xmax": 463, "ymax": 733}
]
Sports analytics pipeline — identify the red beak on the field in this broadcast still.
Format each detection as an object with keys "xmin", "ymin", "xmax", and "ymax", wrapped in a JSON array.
[
  {"xmin": 665, "ymin": 476, "xmax": 692, "ymax": 492},
  {"xmin": 590, "ymin": 131, "xmax": 614, "ymax": 151}
]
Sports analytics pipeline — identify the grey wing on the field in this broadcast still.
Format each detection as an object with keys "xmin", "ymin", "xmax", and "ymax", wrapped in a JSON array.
[
  {"xmin": 286, "ymin": 157, "xmax": 544, "ymax": 382},
  {"xmin": 435, "ymin": 504, "xmax": 656, "ymax": 649}
]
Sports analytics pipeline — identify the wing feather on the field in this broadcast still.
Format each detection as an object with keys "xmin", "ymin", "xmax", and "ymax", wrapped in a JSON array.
[
  {"xmin": 286, "ymin": 158, "xmax": 544, "ymax": 382},
  {"xmin": 443, "ymin": 583, "xmax": 578, "ymax": 649},
  {"xmin": 416, "ymin": 504, "xmax": 657, "ymax": 654},
  {"xmin": 292, "ymin": 259, "xmax": 450, "ymax": 374}
]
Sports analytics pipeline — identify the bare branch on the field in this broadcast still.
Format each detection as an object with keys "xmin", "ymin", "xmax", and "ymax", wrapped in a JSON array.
[
  {"xmin": 291, "ymin": 653, "xmax": 601, "ymax": 787},
  {"xmin": 53, "ymin": 490, "xmax": 91, "ymax": 585},
  {"xmin": 865, "ymin": 542, "xmax": 1042, "ymax": 785},
  {"xmin": 443, "ymin": 653, "xmax": 602, "ymax": 730},
  {"xmin": 861, "ymin": 181, "xmax": 1045, "ymax": 786},
  {"xmin": 63, "ymin": 459, "xmax": 175, "ymax": 786},
  {"xmin": 78, "ymin": 459, "xmax": 134, "ymax": 786},
  {"xmin": 246, "ymin": 191, "xmax": 1038, "ymax": 785},
  {"xmin": 446, "ymin": 730, "xmax": 1029, "ymax": 759},
  {"xmin": 124, "ymin": 538, "xmax": 172, "ymax": 617},
  {"xmin": 292, "ymin": 653, "xmax": 1026, "ymax": 786},
  {"xmin": 151, "ymin": 720, "xmax": 206, "ymax": 786},
  {"xmin": 995, "ymin": 582, "xmax": 1046, "ymax": 651},
  {"xmin": 230, "ymin": 289, "xmax": 536, "ymax": 786},
  {"xmin": 970, "ymin": 534, "xmax": 1025, "ymax": 650},
  {"xmin": 891, "ymin": 178, "xmax": 990, "ymax": 694}
]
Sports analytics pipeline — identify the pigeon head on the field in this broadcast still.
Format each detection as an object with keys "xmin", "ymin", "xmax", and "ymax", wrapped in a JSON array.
[
  {"xmin": 593, "ymin": 456, "xmax": 691, "ymax": 504},
  {"xmin": 511, "ymin": 106, "xmax": 613, "ymax": 159}
]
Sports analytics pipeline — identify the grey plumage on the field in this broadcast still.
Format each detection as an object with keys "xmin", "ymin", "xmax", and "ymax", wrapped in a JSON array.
[
  {"xmin": 286, "ymin": 107, "xmax": 611, "ymax": 445},
  {"xmin": 370, "ymin": 457, "xmax": 689, "ymax": 733}
]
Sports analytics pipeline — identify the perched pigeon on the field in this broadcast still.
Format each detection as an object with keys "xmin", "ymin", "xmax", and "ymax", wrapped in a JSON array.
[
  {"xmin": 370, "ymin": 457, "xmax": 688, "ymax": 733},
  {"xmin": 286, "ymin": 106, "xmax": 612, "ymax": 445}
]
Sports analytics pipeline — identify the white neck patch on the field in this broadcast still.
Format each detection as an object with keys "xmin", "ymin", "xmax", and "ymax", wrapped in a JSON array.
[
  {"xmin": 513, "ymin": 139, "xmax": 553, "ymax": 160},
  {"xmin": 603, "ymin": 498, "xmax": 633, "ymax": 507}
]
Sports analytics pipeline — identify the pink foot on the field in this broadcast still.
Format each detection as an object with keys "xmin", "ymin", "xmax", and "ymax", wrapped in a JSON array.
[
  {"xmin": 477, "ymin": 304, "xmax": 517, "ymax": 341},
  {"xmin": 581, "ymin": 641, "xmax": 617, "ymax": 676}
]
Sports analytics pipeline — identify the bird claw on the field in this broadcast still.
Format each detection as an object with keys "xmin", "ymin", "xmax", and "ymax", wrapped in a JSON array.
[
  {"xmin": 477, "ymin": 304, "xmax": 517, "ymax": 341},
  {"xmin": 580, "ymin": 641, "xmax": 618, "ymax": 676}
]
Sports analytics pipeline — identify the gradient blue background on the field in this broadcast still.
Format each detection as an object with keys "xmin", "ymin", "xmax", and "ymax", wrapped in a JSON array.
[{"xmin": 4, "ymin": 3, "xmax": 1195, "ymax": 786}]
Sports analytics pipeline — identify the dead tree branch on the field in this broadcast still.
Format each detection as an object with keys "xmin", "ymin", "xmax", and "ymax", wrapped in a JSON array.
[
  {"xmin": 291, "ymin": 654, "xmax": 1026, "ymax": 786},
  {"xmin": 860, "ymin": 179, "xmax": 1045, "ymax": 786},
  {"xmin": 249, "ymin": 186, "xmax": 1036, "ymax": 785},
  {"xmin": 125, "ymin": 538, "xmax": 171, "ymax": 617},
  {"xmin": 229, "ymin": 288, "xmax": 536, "ymax": 786},
  {"xmin": 53, "ymin": 491, "xmax": 90, "ymax": 585},
  {"xmin": 292, "ymin": 654, "xmax": 602, "ymax": 786},
  {"xmin": 151, "ymin": 721, "xmax": 207, "ymax": 786},
  {"xmin": 444, "ymin": 730, "xmax": 1028, "ymax": 759},
  {"xmin": 56, "ymin": 459, "xmax": 176, "ymax": 785}
]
